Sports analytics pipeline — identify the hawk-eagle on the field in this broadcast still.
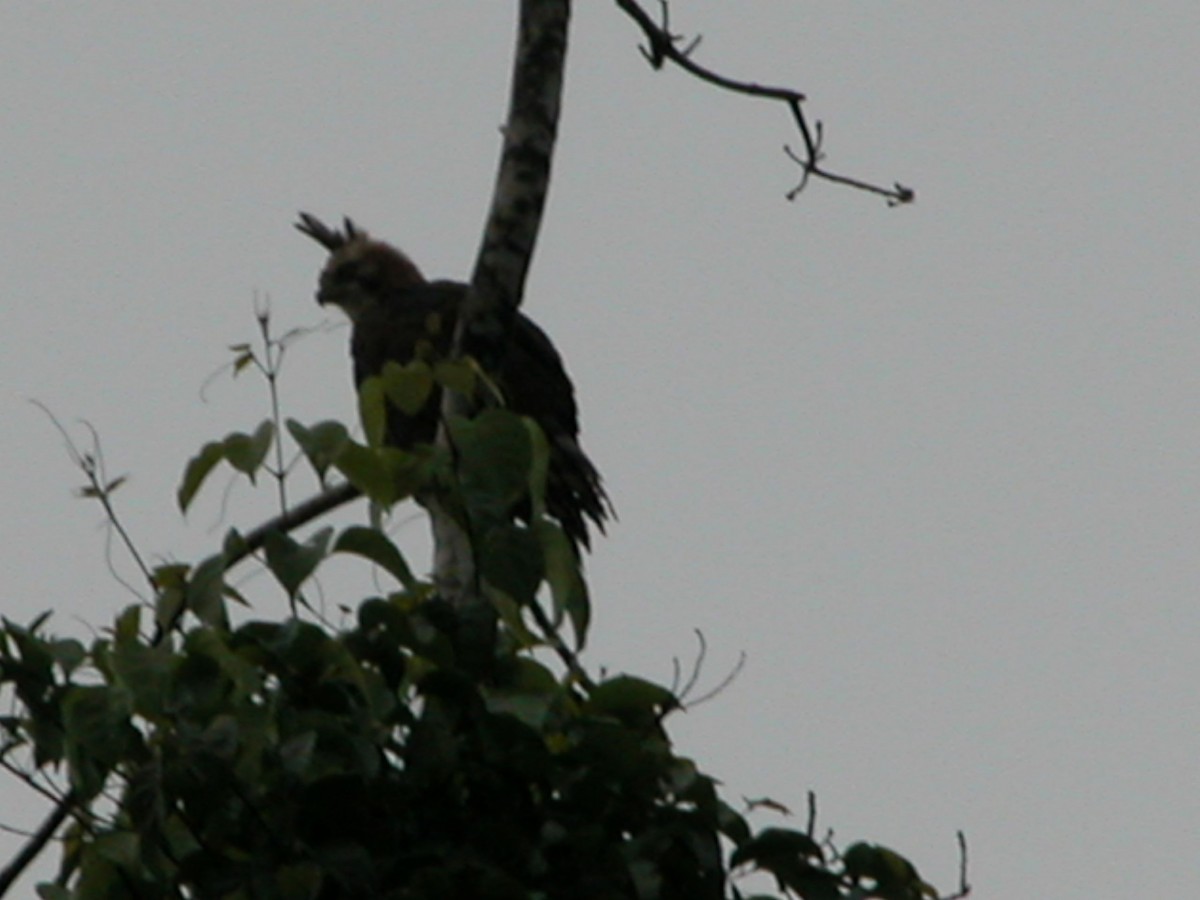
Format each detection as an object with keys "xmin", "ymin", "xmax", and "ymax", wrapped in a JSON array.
[{"xmin": 297, "ymin": 213, "xmax": 610, "ymax": 552}]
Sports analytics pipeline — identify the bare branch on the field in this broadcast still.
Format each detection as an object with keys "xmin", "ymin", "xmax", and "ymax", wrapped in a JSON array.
[
  {"xmin": 527, "ymin": 599, "xmax": 595, "ymax": 691},
  {"xmin": 231, "ymin": 482, "xmax": 361, "ymax": 570},
  {"xmin": 0, "ymin": 790, "xmax": 75, "ymax": 896},
  {"xmin": 681, "ymin": 648, "xmax": 746, "ymax": 708},
  {"xmin": 947, "ymin": 830, "xmax": 973, "ymax": 900},
  {"xmin": 676, "ymin": 628, "xmax": 708, "ymax": 699},
  {"xmin": 614, "ymin": 0, "xmax": 913, "ymax": 205},
  {"xmin": 434, "ymin": 0, "xmax": 573, "ymax": 608}
]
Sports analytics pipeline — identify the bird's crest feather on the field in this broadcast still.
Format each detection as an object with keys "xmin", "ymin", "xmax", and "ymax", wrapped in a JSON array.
[{"xmin": 295, "ymin": 212, "xmax": 370, "ymax": 252}]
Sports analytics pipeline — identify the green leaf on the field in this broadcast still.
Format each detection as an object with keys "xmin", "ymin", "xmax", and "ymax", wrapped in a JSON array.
[
  {"xmin": 110, "ymin": 633, "xmax": 174, "ymax": 719},
  {"xmin": 480, "ymin": 523, "xmax": 543, "ymax": 605},
  {"xmin": 75, "ymin": 840, "xmax": 123, "ymax": 896},
  {"xmin": 222, "ymin": 527, "xmax": 250, "ymax": 560},
  {"xmin": 275, "ymin": 861, "xmax": 324, "ymax": 900},
  {"xmin": 332, "ymin": 526, "xmax": 416, "ymax": 588},
  {"xmin": 483, "ymin": 659, "xmax": 560, "ymax": 729},
  {"xmin": 508, "ymin": 656, "xmax": 559, "ymax": 692},
  {"xmin": 76, "ymin": 473, "xmax": 128, "ymax": 499},
  {"xmin": 488, "ymin": 591, "xmax": 539, "ymax": 650},
  {"xmin": 263, "ymin": 528, "xmax": 332, "ymax": 598},
  {"xmin": 280, "ymin": 731, "xmax": 317, "ymax": 775},
  {"xmin": 105, "ymin": 474, "xmax": 128, "ymax": 494},
  {"xmin": 380, "ymin": 359, "xmax": 435, "ymax": 415},
  {"xmin": 333, "ymin": 441, "xmax": 391, "ymax": 502},
  {"xmin": 91, "ymin": 831, "xmax": 140, "ymax": 869},
  {"xmin": 523, "ymin": 417, "xmax": 551, "ymax": 519},
  {"xmin": 730, "ymin": 827, "xmax": 824, "ymax": 870},
  {"xmin": 177, "ymin": 440, "xmax": 224, "ymax": 512},
  {"xmin": 447, "ymin": 409, "xmax": 532, "ymax": 523},
  {"xmin": 113, "ymin": 604, "xmax": 141, "ymax": 643},
  {"xmin": 3, "ymin": 617, "xmax": 55, "ymax": 688},
  {"xmin": 48, "ymin": 637, "xmax": 87, "ymax": 677},
  {"xmin": 287, "ymin": 419, "xmax": 350, "ymax": 482},
  {"xmin": 717, "ymin": 800, "xmax": 752, "ymax": 845},
  {"xmin": 335, "ymin": 441, "xmax": 433, "ymax": 507},
  {"xmin": 536, "ymin": 521, "xmax": 589, "ymax": 647},
  {"xmin": 587, "ymin": 675, "xmax": 677, "ymax": 720},
  {"xmin": 843, "ymin": 842, "xmax": 933, "ymax": 897},
  {"xmin": 627, "ymin": 858, "xmax": 662, "ymax": 899},
  {"xmin": 62, "ymin": 685, "xmax": 135, "ymax": 799},
  {"xmin": 177, "ymin": 420, "xmax": 275, "ymax": 508},
  {"xmin": 152, "ymin": 562, "xmax": 189, "ymax": 635},
  {"xmin": 199, "ymin": 713, "xmax": 239, "ymax": 760},
  {"xmin": 357, "ymin": 376, "xmax": 388, "ymax": 448},
  {"xmin": 230, "ymin": 344, "xmax": 256, "ymax": 376},
  {"xmin": 223, "ymin": 419, "xmax": 275, "ymax": 481},
  {"xmin": 187, "ymin": 554, "xmax": 230, "ymax": 629},
  {"xmin": 731, "ymin": 828, "xmax": 840, "ymax": 899},
  {"xmin": 172, "ymin": 629, "xmax": 262, "ymax": 720},
  {"xmin": 433, "ymin": 358, "xmax": 476, "ymax": 396}
]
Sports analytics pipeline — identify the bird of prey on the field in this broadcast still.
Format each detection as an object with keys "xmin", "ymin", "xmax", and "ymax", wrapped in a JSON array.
[{"xmin": 296, "ymin": 212, "xmax": 610, "ymax": 552}]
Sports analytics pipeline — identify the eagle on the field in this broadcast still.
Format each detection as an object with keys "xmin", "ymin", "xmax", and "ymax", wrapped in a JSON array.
[{"xmin": 296, "ymin": 213, "xmax": 610, "ymax": 552}]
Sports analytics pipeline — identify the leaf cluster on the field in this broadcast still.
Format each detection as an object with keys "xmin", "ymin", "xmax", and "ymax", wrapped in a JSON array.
[
  {"xmin": 2, "ymin": 378, "xmax": 944, "ymax": 899},
  {"xmin": 2, "ymin": 604, "xmax": 937, "ymax": 900}
]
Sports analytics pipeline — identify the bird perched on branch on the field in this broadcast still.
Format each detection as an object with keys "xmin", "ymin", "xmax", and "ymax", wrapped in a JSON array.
[{"xmin": 296, "ymin": 212, "xmax": 610, "ymax": 552}]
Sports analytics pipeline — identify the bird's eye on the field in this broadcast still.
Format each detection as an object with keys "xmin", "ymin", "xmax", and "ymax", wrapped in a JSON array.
[{"xmin": 357, "ymin": 267, "xmax": 384, "ymax": 292}]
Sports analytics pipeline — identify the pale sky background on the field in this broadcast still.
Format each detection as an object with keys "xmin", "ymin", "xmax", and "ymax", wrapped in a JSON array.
[{"xmin": 2, "ymin": 3, "xmax": 1198, "ymax": 897}]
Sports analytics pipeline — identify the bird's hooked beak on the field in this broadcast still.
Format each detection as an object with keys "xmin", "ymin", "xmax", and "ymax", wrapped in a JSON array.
[
  {"xmin": 313, "ymin": 281, "xmax": 335, "ymax": 309},
  {"xmin": 313, "ymin": 271, "xmax": 369, "ymax": 323},
  {"xmin": 313, "ymin": 265, "xmax": 345, "ymax": 308}
]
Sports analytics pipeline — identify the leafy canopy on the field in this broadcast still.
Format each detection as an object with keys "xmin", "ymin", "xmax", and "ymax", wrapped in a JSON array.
[{"xmin": 1, "ymin": 360, "xmax": 946, "ymax": 899}]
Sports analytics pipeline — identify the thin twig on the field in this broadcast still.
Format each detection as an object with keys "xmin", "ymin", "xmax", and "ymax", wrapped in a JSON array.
[
  {"xmin": 0, "ymin": 760, "xmax": 65, "ymax": 809},
  {"xmin": 947, "ymin": 830, "xmax": 972, "ymax": 900},
  {"xmin": 30, "ymin": 403, "xmax": 155, "ymax": 602},
  {"xmin": 680, "ymin": 648, "xmax": 746, "ymax": 709},
  {"xmin": 614, "ymin": 0, "xmax": 913, "ymax": 205},
  {"xmin": 527, "ymin": 597, "xmax": 595, "ymax": 693},
  {"xmin": 253, "ymin": 298, "xmax": 291, "ymax": 516},
  {"xmin": 675, "ymin": 628, "xmax": 707, "ymax": 700}
]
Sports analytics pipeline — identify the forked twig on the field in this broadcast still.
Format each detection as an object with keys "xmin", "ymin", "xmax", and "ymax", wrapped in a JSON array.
[{"xmin": 614, "ymin": 0, "xmax": 914, "ymax": 205}]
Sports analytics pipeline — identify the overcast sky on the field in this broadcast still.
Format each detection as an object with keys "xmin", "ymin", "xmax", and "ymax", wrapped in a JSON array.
[{"xmin": 3, "ymin": 3, "xmax": 1199, "ymax": 897}]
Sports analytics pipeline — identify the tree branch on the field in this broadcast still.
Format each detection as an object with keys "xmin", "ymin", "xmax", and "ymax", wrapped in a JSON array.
[
  {"xmin": 0, "ymin": 790, "xmax": 74, "ymax": 896},
  {"xmin": 231, "ymin": 481, "xmax": 361, "ymax": 569},
  {"xmin": 614, "ymin": 0, "xmax": 914, "ymax": 205},
  {"xmin": 434, "ymin": 0, "xmax": 572, "ymax": 607}
]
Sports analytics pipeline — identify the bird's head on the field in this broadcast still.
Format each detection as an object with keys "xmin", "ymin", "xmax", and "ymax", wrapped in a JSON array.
[{"xmin": 295, "ymin": 212, "xmax": 426, "ymax": 322}]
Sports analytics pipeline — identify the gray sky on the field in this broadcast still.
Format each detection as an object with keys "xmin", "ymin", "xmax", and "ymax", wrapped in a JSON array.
[{"xmin": 3, "ymin": 3, "xmax": 1198, "ymax": 896}]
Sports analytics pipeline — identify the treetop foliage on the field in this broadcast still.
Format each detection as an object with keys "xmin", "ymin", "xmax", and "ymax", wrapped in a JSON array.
[{"xmin": 1, "ymin": 359, "xmax": 952, "ymax": 899}]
